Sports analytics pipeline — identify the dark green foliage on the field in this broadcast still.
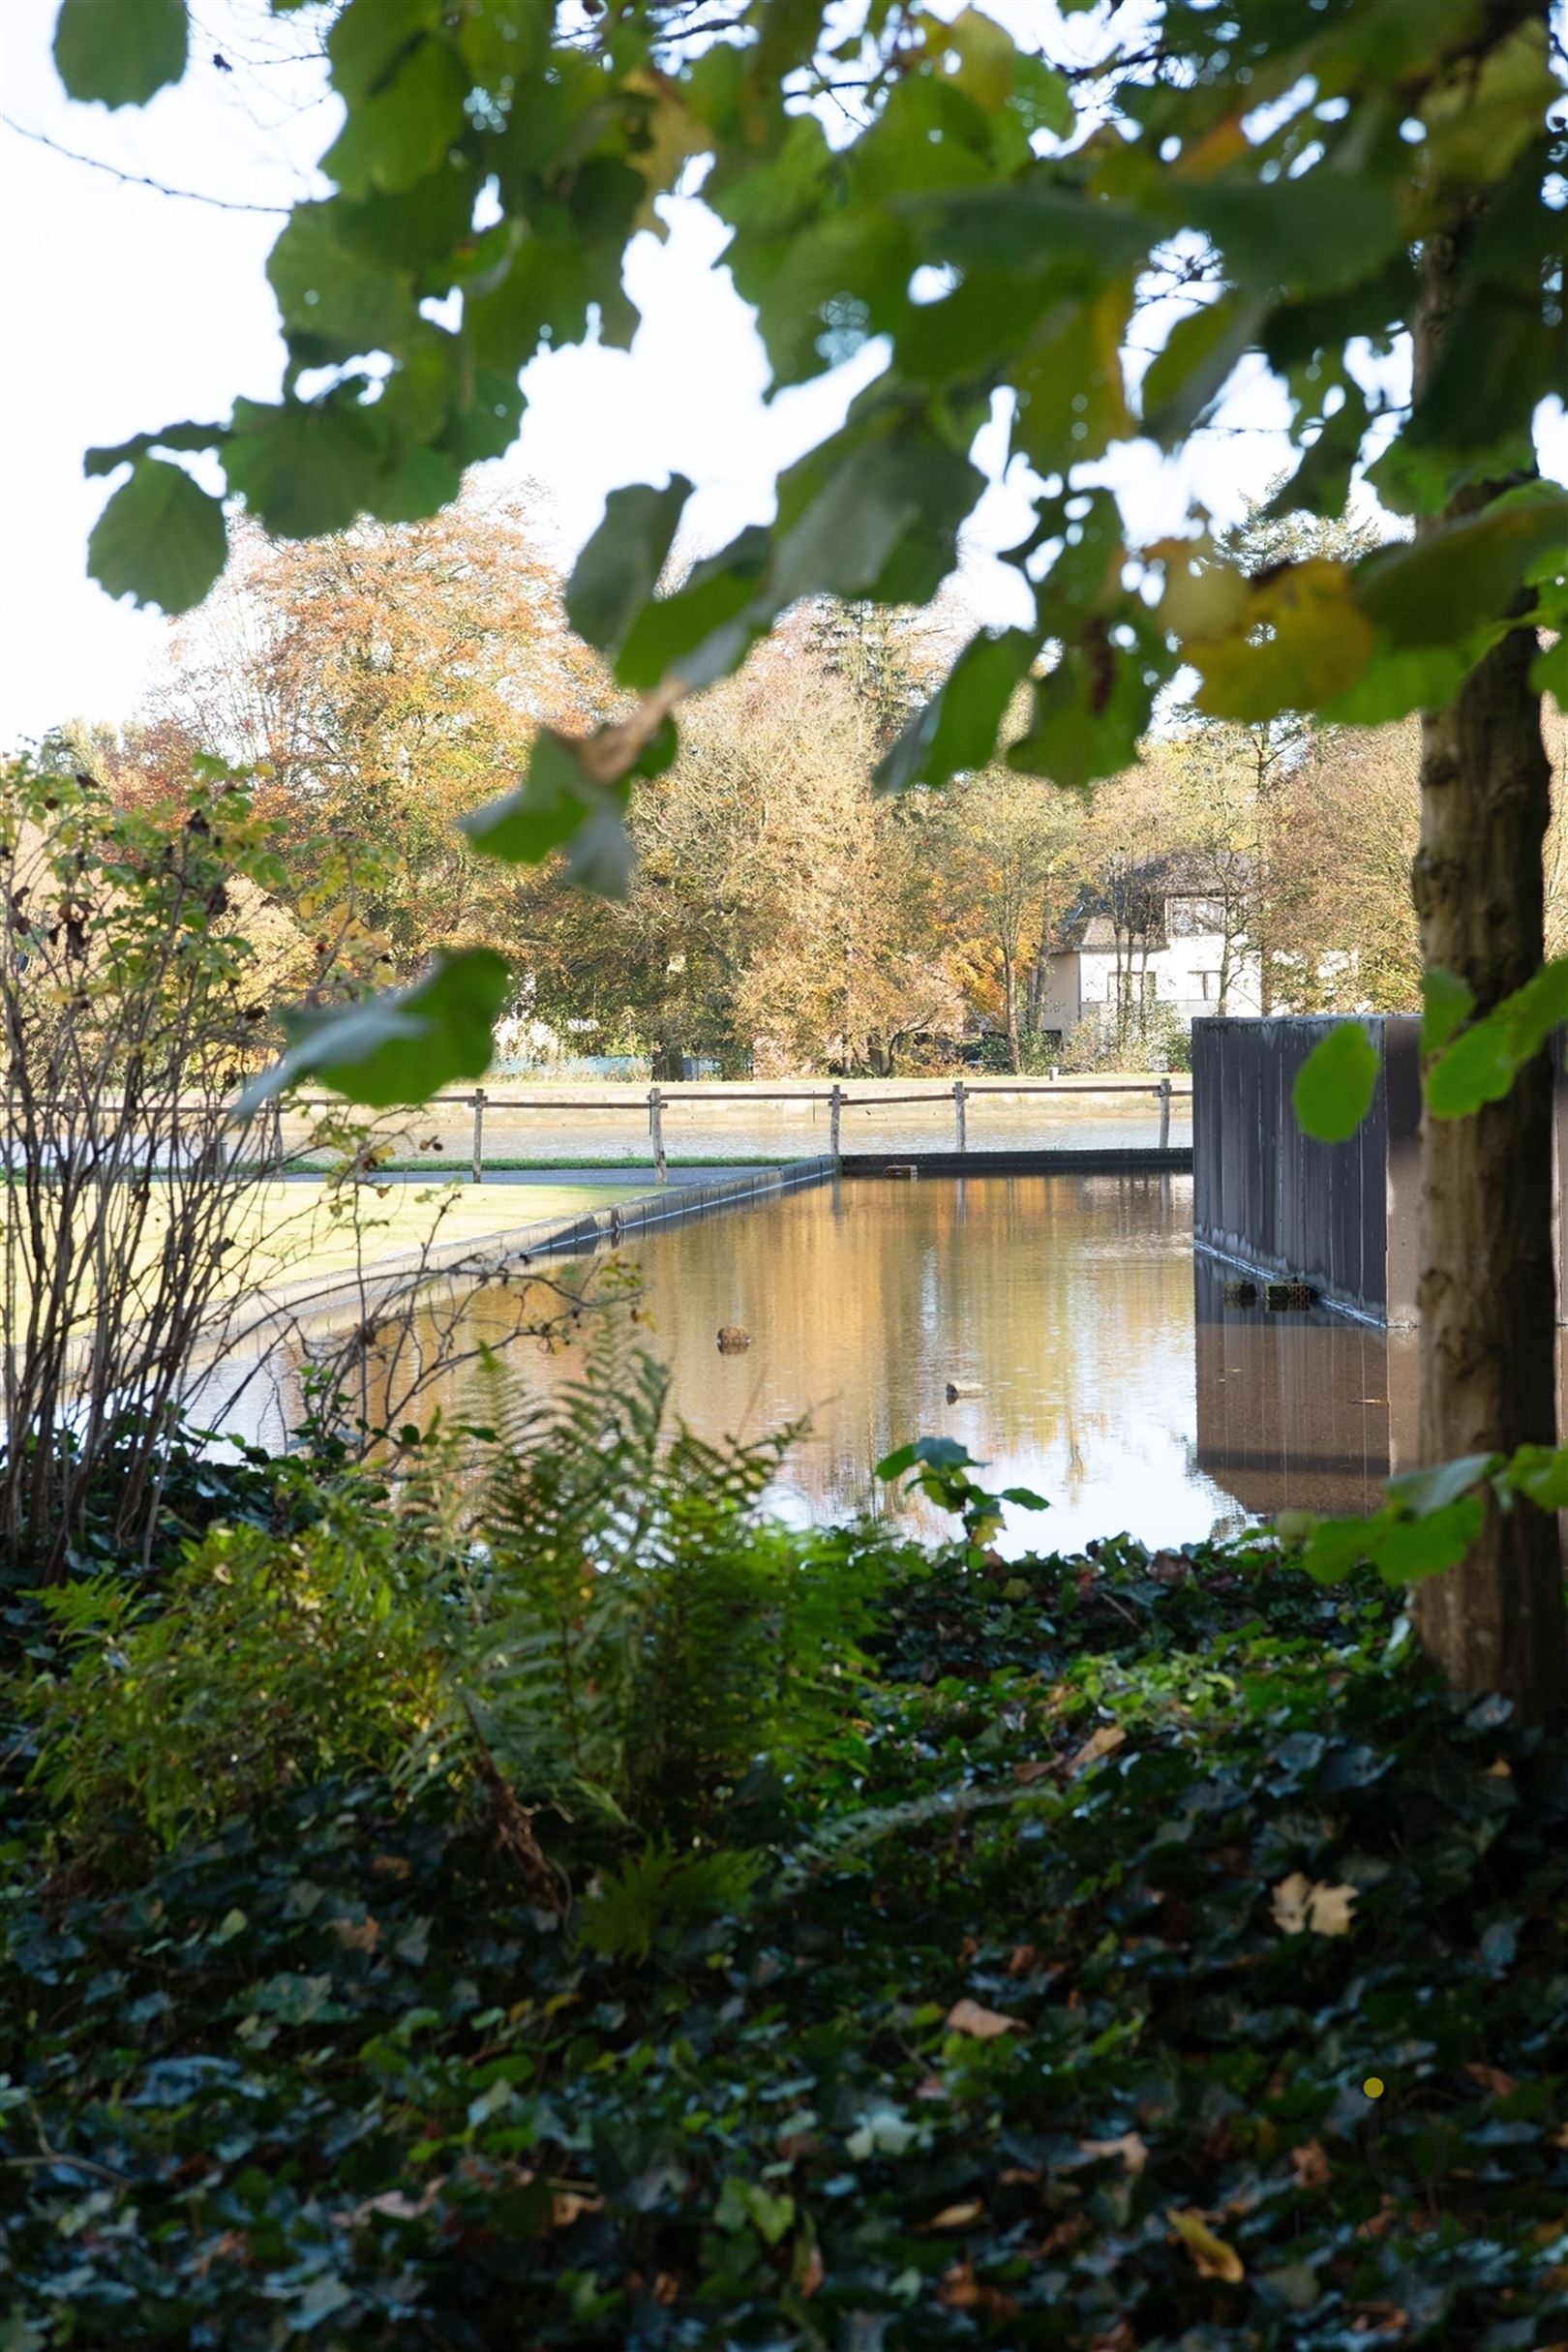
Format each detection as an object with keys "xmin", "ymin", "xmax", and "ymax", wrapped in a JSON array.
[{"xmin": 7, "ymin": 1424, "xmax": 1568, "ymax": 2345}]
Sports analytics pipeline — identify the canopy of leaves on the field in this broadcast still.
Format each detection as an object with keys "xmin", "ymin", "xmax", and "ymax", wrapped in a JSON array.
[{"xmin": 58, "ymin": 0, "xmax": 1567, "ymax": 1105}]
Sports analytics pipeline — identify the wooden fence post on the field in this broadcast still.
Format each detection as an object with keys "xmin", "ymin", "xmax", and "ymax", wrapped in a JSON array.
[
  {"xmin": 829, "ymin": 1082, "xmax": 843, "ymax": 1159},
  {"xmin": 471, "ymin": 1087, "xmax": 486, "ymax": 1184},
  {"xmin": 649, "ymin": 1084, "xmax": 668, "ymax": 1184},
  {"xmin": 1158, "ymin": 1076, "xmax": 1171, "ymax": 1152},
  {"xmin": 953, "ymin": 1079, "xmax": 967, "ymax": 1154}
]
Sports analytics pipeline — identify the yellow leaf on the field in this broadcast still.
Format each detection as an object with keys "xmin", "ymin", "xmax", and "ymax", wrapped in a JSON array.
[
  {"xmin": 1270, "ymin": 1871, "xmax": 1357, "ymax": 1936},
  {"xmin": 1167, "ymin": 2205, "xmax": 1245, "ymax": 2283},
  {"xmin": 946, "ymin": 1997, "xmax": 1026, "ymax": 2039},
  {"xmin": 1191, "ymin": 558, "xmax": 1378, "ymax": 723}
]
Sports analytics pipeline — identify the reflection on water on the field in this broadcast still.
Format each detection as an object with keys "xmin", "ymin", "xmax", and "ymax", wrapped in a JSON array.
[{"xmin": 360, "ymin": 1172, "xmax": 1418, "ymax": 1555}]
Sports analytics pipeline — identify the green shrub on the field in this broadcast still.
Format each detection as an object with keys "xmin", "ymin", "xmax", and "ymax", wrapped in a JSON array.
[
  {"xmin": 33, "ymin": 1497, "xmax": 445, "ymax": 1858},
  {"xmin": 31, "ymin": 1333, "xmax": 896, "ymax": 1863}
]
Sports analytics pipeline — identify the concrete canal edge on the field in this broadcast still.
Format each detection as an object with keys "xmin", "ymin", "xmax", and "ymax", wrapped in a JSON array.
[{"xmin": 223, "ymin": 1156, "xmax": 839, "ymax": 1345}]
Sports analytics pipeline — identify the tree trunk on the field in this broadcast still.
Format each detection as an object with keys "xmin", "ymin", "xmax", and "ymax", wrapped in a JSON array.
[
  {"xmin": 1003, "ymin": 946, "xmax": 1020, "ymax": 1072},
  {"xmin": 1410, "ymin": 225, "xmax": 1566, "ymax": 1727}
]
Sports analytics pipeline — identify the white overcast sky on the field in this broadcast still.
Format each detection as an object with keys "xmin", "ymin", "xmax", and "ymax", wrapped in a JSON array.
[{"xmin": 2, "ymin": 0, "xmax": 1564, "ymax": 751}]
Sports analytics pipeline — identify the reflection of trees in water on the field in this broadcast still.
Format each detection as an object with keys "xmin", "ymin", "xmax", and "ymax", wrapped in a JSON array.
[{"xmin": 348, "ymin": 1176, "xmax": 1207, "ymax": 1541}]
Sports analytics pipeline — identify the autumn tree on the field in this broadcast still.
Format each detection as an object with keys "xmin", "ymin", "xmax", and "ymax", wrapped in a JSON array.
[
  {"xmin": 59, "ymin": 1, "xmax": 1568, "ymax": 1718},
  {"xmin": 142, "ymin": 498, "xmax": 597, "ymax": 972},
  {"xmin": 515, "ymin": 613, "xmax": 952, "ymax": 1072},
  {"xmin": 930, "ymin": 765, "xmax": 1085, "ymax": 1070}
]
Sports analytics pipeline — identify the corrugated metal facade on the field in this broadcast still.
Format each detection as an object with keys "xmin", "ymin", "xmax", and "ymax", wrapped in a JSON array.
[{"xmin": 1191, "ymin": 1015, "xmax": 1562, "ymax": 1327}]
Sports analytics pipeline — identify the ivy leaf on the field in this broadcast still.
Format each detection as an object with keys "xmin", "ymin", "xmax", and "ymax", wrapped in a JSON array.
[
  {"xmin": 87, "ymin": 458, "xmax": 227, "ymax": 615},
  {"xmin": 567, "ymin": 478, "xmax": 693, "ymax": 657},
  {"xmin": 1292, "ymin": 1021, "xmax": 1378, "ymax": 1143},
  {"xmin": 54, "ymin": 0, "xmax": 188, "ymax": 107},
  {"xmin": 238, "ymin": 949, "xmax": 510, "ymax": 1110}
]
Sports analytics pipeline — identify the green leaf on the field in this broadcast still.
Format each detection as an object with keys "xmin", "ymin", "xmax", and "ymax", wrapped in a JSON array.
[
  {"xmin": 1421, "ymin": 968, "xmax": 1475, "ymax": 1057},
  {"xmin": 463, "ymin": 733, "xmax": 601, "ymax": 869},
  {"xmin": 225, "ymin": 399, "xmax": 380, "ymax": 538},
  {"xmin": 1299, "ymin": 1516, "xmax": 1376, "ymax": 1583},
  {"xmin": 617, "ymin": 528, "xmax": 770, "ymax": 691},
  {"xmin": 875, "ymin": 629, "xmax": 1036, "ymax": 795},
  {"xmin": 1502, "ymin": 1443, "xmax": 1568, "ymax": 1511},
  {"xmin": 1008, "ymin": 617, "xmax": 1166, "ymax": 792},
  {"xmin": 567, "ymin": 478, "xmax": 693, "ymax": 657},
  {"xmin": 267, "ymin": 204, "xmax": 414, "ymax": 358},
  {"xmin": 239, "ymin": 949, "xmax": 510, "ymax": 1111},
  {"xmin": 1354, "ymin": 484, "xmax": 1568, "ymax": 649},
  {"xmin": 53, "ymin": 0, "xmax": 187, "ymax": 107},
  {"xmin": 87, "ymin": 459, "xmax": 227, "ymax": 615},
  {"xmin": 1141, "ymin": 294, "xmax": 1260, "ymax": 447},
  {"xmin": 1292, "ymin": 1021, "xmax": 1379, "ymax": 1143},
  {"xmin": 1386, "ymin": 1455, "xmax": 1499, "ymax": 1519},
  {"xmin": 84, "ymin": 420, "xmax": 224, "ymax": 478},
  {"xmin": 320, "ymin": 33, "xmax": 469, "ymax": 200},
  {"xmin": 1182, "ymin": 176, "xmax": 1401, "ymax": 296},
  {"xmin": 1426, "ymin": 958, "xmax": 1568, "ymax": 1118},
  {"xmin": 1372, "ymin": 1496, "xmax": 1484, "ymax": 1583}
]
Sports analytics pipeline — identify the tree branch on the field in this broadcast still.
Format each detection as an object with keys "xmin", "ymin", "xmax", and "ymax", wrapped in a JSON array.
[{"xmin": 1, "ymin": 115, "xmax": 290, "ymax": 214}]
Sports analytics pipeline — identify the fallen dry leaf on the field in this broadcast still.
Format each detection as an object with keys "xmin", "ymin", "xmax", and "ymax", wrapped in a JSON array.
[
  {"xmin": 914, "ymin": 2074, "xmax": 949, "ymax": 2100},
  {"xmin": 1066, "ymin": 1723, "xmax": 1128, "ymax": 1774},
  {"xmin": 551, "ymin": 2191, "xmax": 605, "ymax": 2228},
  {"xmin": 1006, "ymin": 1943, "xmax": 1043, "ymax": 1975},
  {"xmin": 1289, "ymin": 2139, "xmax": 1333, "ymax": 2189},
  {"xmin": 927, "ymin": 2200, "xmax": 984, "ymax": 2229},
  {"xmin": 946, "ymin": 1997, "xmax": 1026, "ymax": 2039},
  {"xmin": 329, "ymin": 1915, "xmax": 380, "ymax": 1952},
  {"xmin": 938, "ymin": 2262, "xmax": 1019, "ymax": 2320},
  {"xmin": 1011, "ymin": 1759, "xmax": 1054, "ymax": 1785},
  {"xmin": 1270, "ymin": 1870, "xmax": 1357, "ymax": 1936},
  {"xmin": 799, "ymin": 2245, "xmax": 826, "ymax": 2298},
  {"xmin": 1079, "ymin": 2131, "xmax": 1149, "ymax": 2176},
  {"xmin": 1463, "ymin": 2061, "xmax": 1517, "ymax": 2097},
  {"xmin": 1167, "ymin": 2206, "xmax": 1245, "ymax": 2283},
  {"xmin": 1087, "ymin": 2325, "xmax": 1137, "ymax": 2352},
  {"xmin": 1485, "ymin": 1757, "xmax": 1513, "ymax": 1777},
  {"xmin": 651, "ymin": 2273, "xmax": 679, "ymax": 2307}
]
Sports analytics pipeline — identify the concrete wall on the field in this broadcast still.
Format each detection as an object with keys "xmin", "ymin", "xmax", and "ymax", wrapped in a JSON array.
[{"xmin": 1192, "ymin": 1014, "xmax": 1567, "ymax": 1326}]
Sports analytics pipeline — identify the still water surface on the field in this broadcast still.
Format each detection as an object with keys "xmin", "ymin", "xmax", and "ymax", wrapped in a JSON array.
[{"xmin": 431, "ymin": 1174, "xmax": 1413, "ymax": 1555}]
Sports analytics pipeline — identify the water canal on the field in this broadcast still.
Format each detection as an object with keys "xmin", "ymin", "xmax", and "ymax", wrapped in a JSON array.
[{"xmin": 294, "ymin": 1171, "xmax": 1415, "ymax": 1555}]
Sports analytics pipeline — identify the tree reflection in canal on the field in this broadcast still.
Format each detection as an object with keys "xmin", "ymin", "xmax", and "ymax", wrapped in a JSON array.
[{"xmin": 367, "ymin": 1173, "xmax": 1435, "ymax": 1554}]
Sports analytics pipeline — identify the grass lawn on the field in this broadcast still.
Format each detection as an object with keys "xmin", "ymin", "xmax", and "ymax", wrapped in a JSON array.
[{"xmin": 2, "ymin": 1180, "xmax": 641, "ymax": 1312}]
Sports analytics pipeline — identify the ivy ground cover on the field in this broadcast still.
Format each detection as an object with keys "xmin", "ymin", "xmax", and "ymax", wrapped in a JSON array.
[{"xmin": 5, "ymin": 1537, "xmax": 1568, "ymax": 2348}]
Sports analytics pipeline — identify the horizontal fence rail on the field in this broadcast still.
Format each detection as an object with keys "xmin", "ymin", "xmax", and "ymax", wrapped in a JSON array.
[
  {"xmin": 283, "ymin": 1077, "xmax": 1191, "ymax": 1181},
  {"xmin": 13, "ymin": 1079, "xmax": 1192, "ymax": 1184}
]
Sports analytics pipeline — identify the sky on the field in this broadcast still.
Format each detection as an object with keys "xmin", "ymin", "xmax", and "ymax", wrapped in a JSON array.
[{"xmin": 1, "ymin": 0, "xmax": 1563, "ymax": 752}]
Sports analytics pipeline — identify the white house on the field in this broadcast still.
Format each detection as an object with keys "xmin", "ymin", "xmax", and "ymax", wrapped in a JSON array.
[{"xmin": 1038, "ymin": 861, "xmax": 1262, "ymax": 1045}]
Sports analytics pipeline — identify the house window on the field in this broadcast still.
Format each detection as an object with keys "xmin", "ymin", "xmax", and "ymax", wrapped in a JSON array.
[{"xmin": 1198, "ymin": 971, "xmax": 1221, "ymax": 1000}]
